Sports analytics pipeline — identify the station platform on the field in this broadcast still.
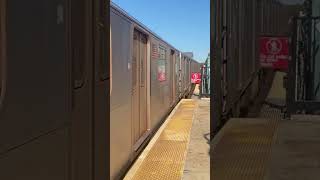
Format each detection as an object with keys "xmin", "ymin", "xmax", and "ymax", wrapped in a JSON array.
[
  {"xmin": 211, "ymin": 70, "xmax": 320, "ymax": 179},
  {"xmin": 210, "ymin": 70, "xmax": 320, "ymax": 179},
  {"xmin": 123, "ymin": 72, "xmax": 320, "ymax": 179},
  {"xmin": 124, "ymin": 86, "xmax": 210, "ymax": 180},
  {"xmin": 211, "ymin": 107, "xmax": 320, "ymax": 180}
]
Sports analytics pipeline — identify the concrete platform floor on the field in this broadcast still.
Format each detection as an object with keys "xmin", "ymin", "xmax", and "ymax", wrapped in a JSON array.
[
  {"xmin": 265, "ymin": 115, "xmax": 320, "ymax": 180},
  {"xmin": 183, "ymin": 84, "xmax": 210, "ymax": 179},
  {"xmin": 183, "ymin": 98, "xmax": 210, "ymax": 180},
  {"xmin": 211, "ymin": 106, "xmax": 320, "ymax": 180}
]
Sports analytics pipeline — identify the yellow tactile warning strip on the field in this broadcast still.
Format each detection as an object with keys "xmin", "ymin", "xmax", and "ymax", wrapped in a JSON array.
[
  {"xmin": 211, "ymin": 118, "xmax": 279, "ymax": 180},
  {"xmin": 126, "ymin": 100, "xmax": 197, "ymax": 180}
]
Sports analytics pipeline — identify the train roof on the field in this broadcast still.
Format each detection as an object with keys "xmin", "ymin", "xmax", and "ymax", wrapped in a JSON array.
[{"xmin": 111, "ymin": 2, "xmax": 199, "ymax": 63}]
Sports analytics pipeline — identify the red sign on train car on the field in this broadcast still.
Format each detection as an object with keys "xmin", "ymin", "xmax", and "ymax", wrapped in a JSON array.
[
  {"xmin": 191, "ymin": 73, "xmax": 201, "ymax": 84},
  {"xmin": 259, "ymin": 36, "xmax": 289, "ymax": 70}
]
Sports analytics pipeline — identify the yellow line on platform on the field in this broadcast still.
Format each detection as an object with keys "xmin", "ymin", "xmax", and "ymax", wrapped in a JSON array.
[{"xmin": 124, "ymin": 99, "xmax": 197, "ymax": 180}]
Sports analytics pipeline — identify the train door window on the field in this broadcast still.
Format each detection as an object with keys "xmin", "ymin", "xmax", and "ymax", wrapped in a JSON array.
[
  {"xmin": 187, "ymin": 59, "xmax": 191, "ymax": 83},
  {"xmin": 170, "ymin": 50, "xmax": 175, "ymax": 103},
  {"xmin": 158, "ymin": 45, "xmax": 166, "ymax": 81},
  {"xmin": 184, "ymin": 57, "xmax": 187, "ymax": 74},
  {"xmin": 140, "ymin": 34, "xmax": 147, "ymax": 86},
  {"xmin": 133, "ymin": 31, "xmax": 138, "ymax": 87},
  {"xmin": 186, "ymin": 58, "xmax": 188, "ymax": 83},
  {"xmin": 176, "ymin": 54, "xmax": 179, "ymax": 74},
  {"xmin": 165, "ymin": 50, "xmax": 168, "ymax": 79},
  {"xmin": 189, "ymin": 60, "xmax": 191, "ymax": 81}
]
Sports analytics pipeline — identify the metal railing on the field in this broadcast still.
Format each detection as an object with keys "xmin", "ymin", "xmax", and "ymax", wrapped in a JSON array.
[
  {"xmin": 200, "ymin": 54, "xmax": 210, "ymax": 97},
  {"xmin": 287, "ymin": 16, "xmax": 320, "ymax": 115}
]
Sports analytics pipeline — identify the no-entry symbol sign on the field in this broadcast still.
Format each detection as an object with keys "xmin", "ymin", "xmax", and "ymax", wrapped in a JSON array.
[
  {"xmin": 259, "ymin": 36, "xmax": 289, "ymax": 70},
  {"xmin": 191, "ymin": 73, "xmax": 201, "ymax": 84}
]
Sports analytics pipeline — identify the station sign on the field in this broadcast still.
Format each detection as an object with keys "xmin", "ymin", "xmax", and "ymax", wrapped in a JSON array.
[
  {"xmin": 191, "ymin": 72, "xmax": 201, "ymax": 84},
  {"xmin": 259, "ymin": 36, "xmax": 289, "ymax": 70}
]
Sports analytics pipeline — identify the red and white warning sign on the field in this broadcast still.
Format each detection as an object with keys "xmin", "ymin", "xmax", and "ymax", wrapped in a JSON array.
[
  {"xmin": 191, "ymin": 73, "xmax": 201, "ymax": 84},
  {"xmin": 259, "ymin": 36, "xmax": 289, "ymax": 70},
  {"xmin": 158, "ymin": 71, "xmax": 165, "ymax": 81},
  {"xmin": 157, "ymin": 60, "xmax": 166, "ymax": 82}
]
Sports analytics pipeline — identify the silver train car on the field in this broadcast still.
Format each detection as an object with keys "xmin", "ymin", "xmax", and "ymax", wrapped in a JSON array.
[
  {"xmin": 110, "ymin": 3, "xmax": 201, "ymax": 179},
  {"xmin": 1, "ymin": 1, "xmax": 110, "ymax": 180}
]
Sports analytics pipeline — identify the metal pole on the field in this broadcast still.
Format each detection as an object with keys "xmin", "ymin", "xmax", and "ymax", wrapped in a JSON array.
[{"xmin": 210, "ymin": 0, "xmax": 216, "ymax": 140}]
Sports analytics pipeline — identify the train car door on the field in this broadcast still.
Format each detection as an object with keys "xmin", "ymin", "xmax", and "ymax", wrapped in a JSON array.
[
  {"xmin": 132, "ymin": 29, "xmax": 148, "ymax": 147},
  {"xmin": 170, "ymin": 50, "xmax": 175, "ymax": 106},
  {"xmin": 181, "ymin": 56, "xmax": 185, "ymax": 94},
  {"xmin": 178, "ymin": 53, "xmax": 182, "ymax": 97},
  {"xmin": 176, "ymin": 53, "xmax": 180, "ymax": 99}
]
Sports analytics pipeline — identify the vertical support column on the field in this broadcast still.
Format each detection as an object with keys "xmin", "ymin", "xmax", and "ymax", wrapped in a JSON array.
[
  {"xmin": 93, "ymin": 0, "xmax": 110, "ymax": 179},
  {"xmin": 251, "ymin": 0, "xmax": 258, "ymax": 101},
  {"xmin": 211, "ymin": 0, "xmax": 223, "ymax": 138},
  {"xmin": 222, "ymin": 0, "xmax": 227, "ymax": 114}
]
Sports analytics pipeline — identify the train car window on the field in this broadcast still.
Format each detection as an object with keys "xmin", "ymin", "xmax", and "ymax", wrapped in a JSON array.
[
  {"xmin": 158, "ymin": 45, "xmax": 167, "ymax": 81},
  {"xmin": 133, "ymin": 31, "xmax": 138, "ymax": 87},
  {"xmin": 170, "ymin": 50, "xmax": 174, "ymax": 78},
  {"xmin": 189, "ymin": 60, "xmax": 191, "ymax": 75},
  {"xmin": 140, "ymin": 34, "xmax": 147, "ymax": 86},
  {"xmin": 159, "ymin": 46, "xmax": 166, "ymax": 59},
  {"xmin": 175, "ymin": 54, "xmax": 179, "ymax": 74},
  {"xmin": 165, "ymin": 50, "xmax": 168, "ymax": 79}
]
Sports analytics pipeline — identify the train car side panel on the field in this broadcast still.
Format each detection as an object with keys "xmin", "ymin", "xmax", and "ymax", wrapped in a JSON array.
[
  {"xmin": 110, "ymin": 10, "xmax": 133, "ymax": 179},
  {"xmin": 149, "ymin": 38, "xmax": 172, "ymax": 130}
]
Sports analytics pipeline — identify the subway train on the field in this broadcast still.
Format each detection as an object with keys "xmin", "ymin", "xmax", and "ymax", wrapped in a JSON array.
[
  {"xmin": 110, "ymin": 3, "xmax": 201, "ymax": 179},
  {"xmin": 0, "ymin": 1, "xmax": 111, "ymax": 180},
  {"xmin": 0, "ymin": 1, "xmax": 199, "ymax": 179}
]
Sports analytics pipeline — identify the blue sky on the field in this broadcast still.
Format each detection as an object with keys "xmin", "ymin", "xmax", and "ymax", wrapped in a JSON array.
[{"xmin": 111, "ymin": 0, "xmax": 210, "ymax": 62}]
